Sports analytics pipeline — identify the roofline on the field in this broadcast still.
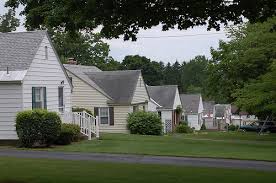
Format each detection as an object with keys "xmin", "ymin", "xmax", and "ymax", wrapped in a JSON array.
[{"xmin": 45, "ymin": 32, "xmax": 74, "ymax": 91}]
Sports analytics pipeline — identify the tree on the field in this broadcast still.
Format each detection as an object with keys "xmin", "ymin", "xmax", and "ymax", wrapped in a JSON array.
[
  {"xmin": 5, "ymin": 0, "xmax": 276, "ymax": 40},
  {"xmin": 0, "ymin": 9, "xmax": 19, "ymax": 32},
  {"xmin": 50, "ymin": 31, "xmax": 120, "ymax": 70},
  {"xmin": 206, "ymin": 17, "xmax": 276, "ymax": 103},
  {"xmin": 233, "ymin": 61, "xmax": 276, "ymax": 120}
]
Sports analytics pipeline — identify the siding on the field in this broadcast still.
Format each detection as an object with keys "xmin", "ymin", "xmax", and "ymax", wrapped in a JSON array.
[
  {"xmin": 67, "ymin": 71, "xmax": 109, "ymax": 112},
  {"xmin": 187, "ymin": 114, "xmax": 201, "ymax": 130},
  {"xmin": 100, "ymin": 106, "xmax": 131, "ymax": 133},
  {"xmin": 173, "ymin": 88, "xmax": 182, "ymax": 110},
  {"xmin": 131, "ymin": 73, "xmax": 149, "ymax": 104},
  {"xmin": 0, "ymin": 84, "xmax": 22, "ymax": 139},
  {"xmin": 22, "ymin": 36, "xmax": 72, "ymax": 113}
]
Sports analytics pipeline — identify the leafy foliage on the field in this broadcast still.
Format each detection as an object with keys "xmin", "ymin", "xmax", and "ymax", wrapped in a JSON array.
[
  {"xmin": 55, "ymin": 124, "xmax": 81, "ymax": 145},
  {"xmin": 176, "ymin": 123, "xmax": 193, "ymax": 133},
  {"xmin": 127, "ymin": 111, "xmax": 162, "ymax": 135},
  {"xmin": 16, "ymin": 110, "xmax": 61, "ymax": 147},
  {"xmin": 6, "ymin": 0, "xmax": 276, "ymax": 40},
  {"xmin": 0, "ymin": 9, "xmax": 19, "ymax": 32},
  {"xmin": 72, "ymin": 107, "xmax": 93, "ymax": 116}
]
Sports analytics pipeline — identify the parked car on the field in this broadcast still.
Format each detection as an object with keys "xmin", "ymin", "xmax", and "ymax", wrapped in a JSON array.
[{"xmin": 240, "ymin": 122, "xmax": 276, "ymax": 133}]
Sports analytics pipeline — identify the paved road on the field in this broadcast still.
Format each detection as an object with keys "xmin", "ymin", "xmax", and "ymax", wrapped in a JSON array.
[{"xmin": 0, "ymin": 149, "xmax": 276, "ymax": 171}]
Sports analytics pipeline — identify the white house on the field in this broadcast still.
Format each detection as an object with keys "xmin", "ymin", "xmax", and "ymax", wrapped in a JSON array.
[
  {"xmin": 180, "ymin": 94, "xmax": 204, "ymax": 130},
  {"xmin": 0, "ymin": 31, "xmax": 72, "ymax": 140},
  {"xmin": 213, "ymin": 104, "xmax": 231, "ymax": 130},
  {"xmin": 64, "ymin": 64, "xmax": 149, "ymax": 133},
  {"xmin": 147, "ymin": 85, "xmax": 182, "ymax": 133},
  {"xmin": 203, "ymin": 101, "xmax": 216, "ymax": 130},
  {"xmin": 231, "ymin": 105, "xmax": 258, "ymax": 126}
]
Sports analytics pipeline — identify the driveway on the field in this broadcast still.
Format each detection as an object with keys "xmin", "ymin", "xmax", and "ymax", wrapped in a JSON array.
[{"xmin": 0, "ymin": 149, "xmax": 276, "ymax": 171}]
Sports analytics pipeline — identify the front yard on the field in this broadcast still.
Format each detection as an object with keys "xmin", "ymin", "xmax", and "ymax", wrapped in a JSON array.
[
  {"xmin": 51, "ymin": 131, "xmax": 276, "ymax": 161},
  {"xmin": 0, "ymin": 157, "xmax": 275, "ymax": 183}
]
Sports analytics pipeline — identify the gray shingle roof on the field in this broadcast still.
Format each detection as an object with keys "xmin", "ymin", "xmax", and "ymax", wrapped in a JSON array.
[
  {"xmin": 147, "ymin": 85, "xmax": 177, "ymax": 109},
  {"xmin": 203, "ymin": 101, "xmax": 215, "ymax": 115},
  {"xmin": 85, "ymin": 70, "xmax": 141, "ymax": 104},
  {"xmin": 0, "ymin": 31, "xmax": 46, "ymax": 71},
  {"xmin": 180, "ymin": 94, "xmax": 201, "ymax": 114},
  {"xmin": 214, "ymin": 104, "xmax": 230, "ymax": 117}
]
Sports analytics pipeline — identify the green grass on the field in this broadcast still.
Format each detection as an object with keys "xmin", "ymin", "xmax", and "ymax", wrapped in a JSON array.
[
  {"xmin": 0, "ymin": 157, "xmax": 275, "ymax": 183},
  {"xmin": 52, "ymin": 132, "xmax": 276, "ymax": 161}
]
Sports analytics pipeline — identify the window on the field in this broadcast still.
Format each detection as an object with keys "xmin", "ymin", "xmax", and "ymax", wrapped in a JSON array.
[
  {"xmin": 99, "ymin": 107, "xmax": 109, "ymax": 125},
  {"xmin": 32, "ymin": 87, "xmax": 46, "ymax": 109},
  {"xmin": 58, "ymin": 86, "xmax": 64, "ymax": 113},
  {"xmin": 45, "ymin": 46, "xmax": 48, "ymax": 60},
  {"xmin": 133, "ymin": 106, "xmax": 139, "ymax": 112}
]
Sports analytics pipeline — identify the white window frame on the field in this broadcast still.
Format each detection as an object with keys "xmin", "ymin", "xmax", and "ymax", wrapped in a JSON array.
[
  {"xmin": 33, "ymin": 87, "xmax": 46, "ymax": 109},
  {"xmin": 58, "ymin": 86, "xmax": 64, "ymax": 113},
  {"xmin": 99, "ymin": 107, "xmax": 110, "ymax": 125}
]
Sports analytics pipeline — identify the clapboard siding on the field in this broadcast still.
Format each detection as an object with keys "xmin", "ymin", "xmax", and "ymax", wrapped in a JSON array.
[
  {"xmin": 100, "ymin": 106, "xmax": 131, "ymax": 133},
  {"xmin": 131, "ymin": 73, "xmax": 149, "ymax": 104},
  {"xmin": 173, "ymin": 88, "xmax": 182, "ymax": 110},
  {"xmin": 22, "ymin": 36, "xmax": 72, "ymax": 113},
  {"xmin": 0, "ymin": 84, "xmax": 22, "ymax": 139},
  {"xmin": 67, "ymin": 71, "xmax": 109, "ymax": 111}
]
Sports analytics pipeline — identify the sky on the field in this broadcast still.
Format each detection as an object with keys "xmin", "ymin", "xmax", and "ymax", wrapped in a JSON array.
[{"xmin": 0, "ymin": 1, "xmax": 229, "ymax": 63}]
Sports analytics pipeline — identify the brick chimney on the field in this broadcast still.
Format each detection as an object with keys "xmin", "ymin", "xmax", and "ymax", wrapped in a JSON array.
[{"xmin": 67, "ymin": 58, "xmax": 77, "ymax": 65}]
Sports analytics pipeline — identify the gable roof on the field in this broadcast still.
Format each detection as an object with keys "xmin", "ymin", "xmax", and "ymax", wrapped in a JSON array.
[
  {"xmin": 203, "ymin": 101, "xmax": 215, "ymax": 114},
  {"xmin": 0, "ymin": 31, "xmax": 46, "ymax": 71},
  {"xmin": 85, "ymin": 70, "xmax": 141, "ymax": 104},
  {"xmin": 147, "ymin": 85, "xmax": 177, "ymax": 109},
  {"xmin": 180, "ymin": 94, "xmax": 201, "ymax": 114}
]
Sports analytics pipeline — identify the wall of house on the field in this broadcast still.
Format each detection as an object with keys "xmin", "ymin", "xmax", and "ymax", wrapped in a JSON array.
[
  {"xmin": 100, "ymin": 106, "xmax": 131, "ymax": 133},
  {"xmin": 173, "ymin": 88, "xmax": 182, "ymax": 110},
  {"xmin": 187, "ymin": 114, "xmax": 201, "ymax": 130},
  {"xmin": 204, "ymin": 117, "xmax": 217, "ymax": 130},
  {"xmin": 22, "ymin": 36, "xmax": 72, "ymax": 114},
  {"xmin": 148, "ymin": 100, "xmax": 158, "ymax": 112},
  {"xmin": 160, "ymin": 110, "xmax": 173, "ymax": 133},
  {"xmin": 0, "ymin": 83, "xmax": 22, "ymax": 139},
  {"xmin": 131, "ymin": 73, "xmax": 149, "ymax": 105}
]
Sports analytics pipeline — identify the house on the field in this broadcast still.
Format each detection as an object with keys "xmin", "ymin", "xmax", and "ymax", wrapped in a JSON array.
[
  {"xmin": 213, "ymin": 104, "xmax": 231, "ymax": 130},
  {"xmin": 180, "ymin": 94, "xmax": 204, "ymax": 130},
  {"xmin": 64, "ymin": 64, "xmax": 149, "ymax": 133},
  {"xmin": 0, "ymin": 31, "xmax": 72, "ymax": 140},
  {"xmin": 231, "ymin": 105, "xmax": 258, "ymax": 126},
  {"xmin": 203, "ymin": 101, "xmax": 216, "ymax": 130},
  {"xmin": 146, "ymin": 85, "xmax": 182, "ymax": 133}
]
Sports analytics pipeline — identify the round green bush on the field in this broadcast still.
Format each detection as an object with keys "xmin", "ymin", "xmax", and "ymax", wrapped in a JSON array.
[
  {"xmin": 228, "ymin": 124, "xmax": 239, "ymax": 131},
  {"xmin": 55, "ymin": 124, "xmax": 81, "ymax": 145},
  {"xmin": 16, "ymin": 110, "xmax": 61, "ymax": 147},
  {"xmin": 127, "ymin": 111, "xmax": 162, "ymax": 135},
  {"xmin": 176, "ymin": 124, "xmax": 193, "ymax": 133}
]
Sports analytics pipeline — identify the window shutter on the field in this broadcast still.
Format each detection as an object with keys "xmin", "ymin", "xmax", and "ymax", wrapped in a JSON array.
[
  {"xmin": 43, "ymin": 87, "xmax": 47, "ymax": 109},
  {"xmin": 32, "ymin": 87, "xmax": 36, "ymax": 109},
  {"xmin": 109, "ymin": 107, "xmax": 114, "ymax": 126},
  {"xmin": 94, "ymin": 107, "xmax": 99, "ymax": 117}
]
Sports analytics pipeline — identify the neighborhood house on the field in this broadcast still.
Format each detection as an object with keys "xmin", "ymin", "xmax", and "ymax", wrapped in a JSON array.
[
  {"xmin": 64, "ymin": 64, "xmax": 149, "ymax": 133},
  {"xmin": 0, "ymin": 31, "xmax": 72, "ymax": 140}
]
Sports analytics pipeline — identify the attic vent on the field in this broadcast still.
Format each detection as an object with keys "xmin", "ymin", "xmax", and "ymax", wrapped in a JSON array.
[{"xmin": 45, "ymin": 46, "xmax": 48, "ymax": 60}]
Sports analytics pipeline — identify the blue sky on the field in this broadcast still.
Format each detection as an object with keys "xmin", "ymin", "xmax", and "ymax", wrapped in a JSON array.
[{"xmin": 0, "ymin": 1, "xmax": 228, "ymax": 63}]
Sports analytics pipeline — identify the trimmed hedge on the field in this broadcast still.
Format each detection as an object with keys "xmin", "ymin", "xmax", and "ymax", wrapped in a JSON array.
[
  {"xmin": 127, "ymin": 111, "xmax": 162, "ymax": 135},
  {"xmin": 176, "ymin": 124, "xmax": 193, "ymax": 133},
  {"xmin": 55, "ymin": 124, "xmax": 81, "ymax": 145},
  {"xmin": 228, "ymin": 124, "xmax": 239, "ymax": 131},
  {"xmin": 16, "ymin": 110, "xmax": 61, "ymax": 147}
]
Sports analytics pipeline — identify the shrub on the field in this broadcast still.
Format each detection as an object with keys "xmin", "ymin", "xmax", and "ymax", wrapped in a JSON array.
[
  {"xmin": 201, "ymin": 123, "xmax": 207, "ymax": 130},
  {"xmin": 127, "ymin": 111, "xmax": 162, "ymax": 135},
  {"xmin": 228, "ymin": 124, "xmax": 239, "ymax": 131},
  {"xmin": 16, "ymin": 110, "xmax": 61, "ymax": 147},
  {"xmin": 72, "ymin": 107, "xmax": 93, "ymax": 115},
  {"xmin": 176, "ymin": 124, "xmax": 193, "ymax": 133},
  {"xmin": 55, "ymin": 124, "xmax": 81, "ymax": 145}
]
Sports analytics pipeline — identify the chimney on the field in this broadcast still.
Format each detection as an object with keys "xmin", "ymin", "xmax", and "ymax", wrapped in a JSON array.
[{"xmin": 67, "ymin": 58, "xmax": 77, "ymax": 65}]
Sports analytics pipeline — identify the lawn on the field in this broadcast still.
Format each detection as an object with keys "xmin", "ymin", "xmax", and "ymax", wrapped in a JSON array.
[
  {"xmin": 0, "ymin": 157, "xmax": 275, "ymax": 183},
  {"xmin": 52, "ymin": 131, "xmax": 276, "ymax": 161}
]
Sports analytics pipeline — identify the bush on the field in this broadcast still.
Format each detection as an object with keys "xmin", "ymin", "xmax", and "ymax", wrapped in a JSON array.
[
  {"xmin": 55, "ymin": 124, "xmax": 81, "ymax": 145},
  {"xmin": 201, "ymin": 123, "xmax": 207, "ymax": 130},
  {"xmin": 228, "ymin": 124, "xmax": 239, "ymax": 131},
  {"xmin": 176, "ymin": 124, "xmax": 193, "ymax": 133},
  {"xmin": 16, "ymin": 110, "xmax": 61, "ymax": 147},
  {"xmin": 72, "ymin": 107, "xmax": 93, "ymax": 115},
  {"xmin": 127, "ymin": 111, "xmax": 162, "ymax": 135}
]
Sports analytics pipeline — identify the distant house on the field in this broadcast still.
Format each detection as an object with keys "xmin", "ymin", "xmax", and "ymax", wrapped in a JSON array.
[
  {"xmin": 213, "ymin": 104, "xmax": 231, "ymax": 130},
  {"xmin": 64, "ymin": 64, "xmax": 149, "ymax": 133},
  {"xmin": 180, "ymin": 94, "xmax": 204, "ymax": 130},
  {"xmin": 0, "ymin": 31, "xmax": 72, "ymax": 140},
  {"xmin": 231, "ymin": 105, "xmax": 258, "ymax": 126},
  {"xmin": 203, "ymin": 101, "xmax": 216, "ymax": 130},
  {"xmin": 147, "ymin": 85, "xmax": 182, "ymax": 133}
]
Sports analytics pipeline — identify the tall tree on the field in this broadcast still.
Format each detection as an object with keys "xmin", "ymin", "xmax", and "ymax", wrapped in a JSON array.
[
  {"xmin": 6, "ymin": 0, "xmax": 276, "ymax": 40},
  {"xmin": 0, "ymin": 9, "xmax": 19, "ymax": 32},
  {"xmin": 206, "ymin": 17, "xmax": 276, "ymax": 103}
]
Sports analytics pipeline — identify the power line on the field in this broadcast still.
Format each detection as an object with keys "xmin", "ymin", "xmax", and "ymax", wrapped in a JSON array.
[{"xmin": 136, "ymin": 32, "xmax": 226, "ymax": 39}]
